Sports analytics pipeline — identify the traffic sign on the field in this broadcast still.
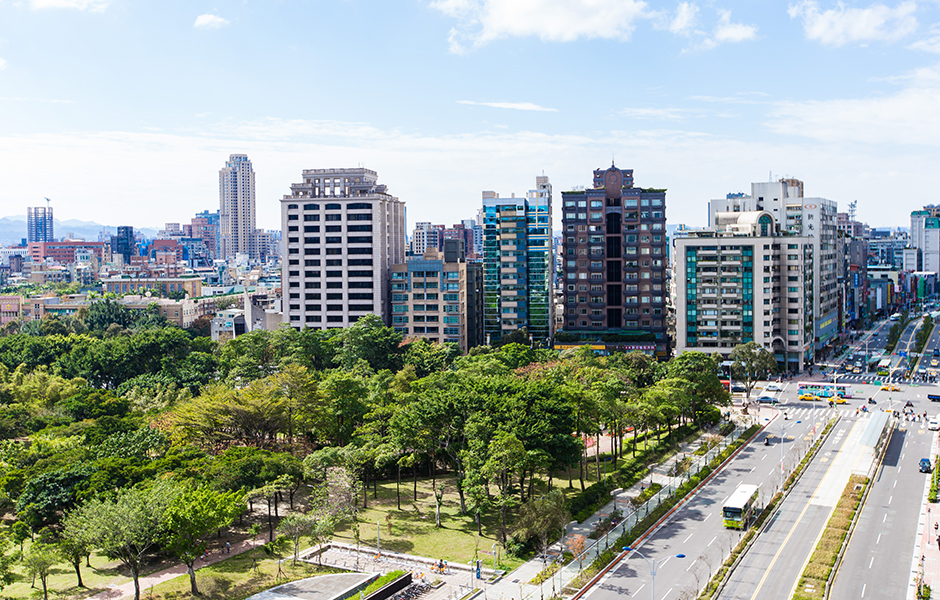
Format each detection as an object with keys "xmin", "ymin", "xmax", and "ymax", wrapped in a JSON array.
[{"xmin": 898, "ymin": 351, "xmax": 908, "ymax": 357}]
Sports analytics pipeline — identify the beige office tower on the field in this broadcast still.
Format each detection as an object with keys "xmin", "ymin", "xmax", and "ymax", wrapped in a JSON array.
[
  {"xmin": 219, "ymin": 154, "xmax": 257, "ymax": 259},
  {"xmin": 280, "ymin": 168, "xmax": 406, "ymax": 329}
]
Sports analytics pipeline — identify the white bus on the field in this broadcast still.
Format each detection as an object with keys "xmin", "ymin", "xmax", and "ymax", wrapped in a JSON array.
[{"xmin": 722, "ymin": 484, "xmax": 759, "ymax": 529}]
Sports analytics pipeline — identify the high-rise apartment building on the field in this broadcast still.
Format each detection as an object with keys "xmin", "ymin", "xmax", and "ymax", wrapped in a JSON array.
[
  {"xmin": 219, "ymin": 154, "xmax": 257, "ymax": 260},
  {"xmin": 674, "ymin": 211, "xmax": 816, "ymax": 371},
  {"xmin": 482, "ymin": 175, "xmax": 553, "ymax": 345},
  {"xmin": 27, "ymin": 205, "xmax": 54, "ymax": 243},
  {"xmin": 111, "ymin": 226, "xmax": 136, "ymax": 264},
  {"xmin": 559, "ymin": 165, "xmax": 669, "ymax": 358},
  {"xmin": 707, "ymin": 179, "xmax": 839, "ymax": 355},
  {"xmin": 280, "ymin": 168, "xmax": 406, "ymax": 329},
  {"xmin": 910, "ymin": 209, "xmax": 940, "ymax": 274},
  {"xmin": 411, "ymin": 222, "xmax": 440, "ymax": 255},
  {"xmin": 390, "ymin": 240, "xmax": 483, "ymax": 351}
]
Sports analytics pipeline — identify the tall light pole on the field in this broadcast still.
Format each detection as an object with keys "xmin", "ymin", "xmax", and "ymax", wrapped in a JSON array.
[{"xmin": 621, "ymin": 546, "xmax": 685, "ymax": 600}]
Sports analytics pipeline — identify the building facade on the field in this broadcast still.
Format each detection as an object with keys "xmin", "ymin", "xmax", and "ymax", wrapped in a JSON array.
[
  {"xmin": 389, "ymin": 243, "xmax": 483, "ymax": 351},
  {"xmin": 280, "ymin": 168, "xmax": 406, "ymax": 329},
  {"xmin": 482, "ymin": 175, "xmax": 553, "ymax": 345},
  {"xmin": 707, "ymin": 179, "xmax": 839, "ymax": 356},
  {"xmin": 674, "ymin": 212, "xmax": 815, "ymax": 372},
  {"xmin": 111, "ymin": 226, "xmax": 136, "ymax": 264},
  {"xmin": 27, "ymin": 205, "xmax": 54, "ymax": 243},
  {"xmin": 559, "ymin": 165, "xmax": 669, "ymax": 357},
  {"xmin": 219, "ymin": 154, "xmax": 257, "ymax": 259}
]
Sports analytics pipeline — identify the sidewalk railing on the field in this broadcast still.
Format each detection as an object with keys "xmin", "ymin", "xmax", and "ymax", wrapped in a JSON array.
[{"xmin": 550, "ymin": 424, "xmax": 748, "ymax": 595}]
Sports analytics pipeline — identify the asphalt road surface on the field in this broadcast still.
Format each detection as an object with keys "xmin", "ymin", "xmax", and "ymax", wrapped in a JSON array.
[
  {"xmin": 582, "ymin": 406, "xmax": 819, "ymax": 600},
  {"xmin": 829, "ymin": 420, "xmax": 933, "ymax": 600}
]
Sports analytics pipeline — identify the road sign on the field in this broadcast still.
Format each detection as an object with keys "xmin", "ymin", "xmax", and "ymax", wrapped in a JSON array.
[{"xmin": 898, "ymin": 351, "xmax": 908, "ymax": 357}]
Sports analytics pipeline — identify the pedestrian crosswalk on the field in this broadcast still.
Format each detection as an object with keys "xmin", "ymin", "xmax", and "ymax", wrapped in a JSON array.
[{"xmin": 823, "ymin": 373, "xmax": 934, "ymax": 385}]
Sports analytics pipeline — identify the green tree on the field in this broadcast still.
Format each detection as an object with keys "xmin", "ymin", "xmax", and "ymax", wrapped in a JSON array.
[
  {"xmin": 277, "ymin": 512, "xmax": 318, "ymax": 564},
  {"xmin": 512, "ymin": 489, "xmax": 569, "ymax": 564},
  {"xmin": 0, "ymin": 535, "xmax": 16, "ymax": 591},
  {"xmin": 58, "ymin": 518, "xmax": 92, "ymax": 588},
  {"xmin": 730, "ymin": 342, "xmax": 778, "ymax": 401},
  {"xmin": 483, "ymin": 431, "xmax": 526, "ymax": 544},
  {"xmin": 24, "ymin": 543, "xmax": 57, "ymax": 600},
  {"xmin": 334, "ymin": 314, "xmax": 403, "ymax": 372},
  {"xmin": 162, "ymin": 485, "xmax": 246, "ymax": 596},
  {"xmin": 668, "ymin": 352, "xmax": 731, "ymax": 425},
  {"xmin": 62, "ymin": 482, "xmax": 178, "ymax": 600}
]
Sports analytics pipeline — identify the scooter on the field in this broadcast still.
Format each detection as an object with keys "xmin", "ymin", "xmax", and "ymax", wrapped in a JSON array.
[
  {"xmin": 764, "ymin": 437, "xmax": 771, "ymax": 446},
  {"xmin": 868, "ymin": 398, "xmax": 877, "ymax": 405}
]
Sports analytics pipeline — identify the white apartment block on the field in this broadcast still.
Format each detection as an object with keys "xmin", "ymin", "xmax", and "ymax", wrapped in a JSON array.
[
  {"xmin": 706, "ymin": 179, "xmax": 839, "ymax": 355},
  {"xmin": 219, "ymin": 154, "xmax": 257, "ymax": 260},
  {"xmin": 410, "ymin": 222, "xmax": 440, "ymax": 255},
  {"xmin": 280, "ymin": 168, "xmax": 406, "ymax": 329},
  {"xmin": 674, "ymin": 211, "xmax": 816, "ymax": 372}
]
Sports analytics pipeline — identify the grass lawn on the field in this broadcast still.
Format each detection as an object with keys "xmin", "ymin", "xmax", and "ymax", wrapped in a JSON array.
[{"xmin": 1, "ymin": 541, "xmax": 126, "ymax": 600}]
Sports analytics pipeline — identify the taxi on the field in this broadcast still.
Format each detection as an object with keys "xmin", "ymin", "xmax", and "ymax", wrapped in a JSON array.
[
  {"xmin": 799, "ymin": 393, "xmax": 820, "ymax": 401},
  {"xmin": 833, "ymin": 396, "xmax": 847, "ymax": 404},
  {"xmin": 880, "ymin": 383, "xmax": 901, "ymax": 391}
]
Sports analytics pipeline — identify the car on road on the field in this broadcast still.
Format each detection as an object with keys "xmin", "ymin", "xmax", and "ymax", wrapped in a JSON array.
[
  {"xmin": 921, "ymin": 458, "xmax": 933, "ymax": 473},
  {"xmin": 934, "ymin": 348, "xmax": 940, "ymax": 357},
  {"xmin": 929, "ymin": 418, "xmax": 940, "ymax": 431},
  {"xmin": 932, "ymin": 359, "xmax": 939, "ymax": 368},
  {"xmin": 853, "ymin": 366, "xmax": 863, "ymax": 373},
  {"xmin": 833, "ymin": 397, "xmax": 847, "ymax": 404},
  {"xmin": 765, "ymin": 383, "xmax": 783, "ymax": 392},
  {"xmin": 757, "ymin": 396, "xmax": 776, "ymax": 404},
  {"xmin": 731, "ymin": 383, "xmax": 746, "ymax": 393},
  {"xmin": 881, "ymin": 383, "xmax": 902, "ymax": 391},
  {"xmin": 799, "ymin": 393, "xmax": 820, "ymax": 401}
]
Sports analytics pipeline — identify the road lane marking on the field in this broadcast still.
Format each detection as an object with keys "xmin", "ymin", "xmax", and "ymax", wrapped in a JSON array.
[
  {"xmin": 894, "ymin": 480, "xmax": 897, "ymax": 488},
  {"xmin": 748, "ymin": 427, "xmax": 847, "ymax": 600},
  {"xmin": 889, "ymin": 496, "xmax": 893, "ymax": 504},
  {"xmin": 884, "ymin": 514, "xmax": 887, "ymax": 523},
  {"xmin": 862, "ymin": 583, "xmax": 867, "ymax": 597},
  {"xmin": 664, "ymin": 587, "xmax": 673, "ymax": 598},
  {"xmin": 708, "ymin": 536, "xmax": 716, "ymax": 546},
  {"xmin": 869, "ymin": 556, "xmax": 874, "ymax": 568},
  {"xmin": 703, "ymin": 514, "xmax": 711, "ymax": 523},
  {"xmin": 684, "ymin": 533, "xmax": 694, "ymax": 543},
  {"xmin": 686, "ymin": 560, "xmax": 696, "ymax": 571},
  {"xmin": 632, "ymin": 584, "xmax": 645, "ymax": 597},
  {"xmin": 762, "ymin": 455, "xmax": 767, "ymax": 460},
  {"xmin": 749, "ymin": 467, "xmax": 755, "ymax": 473},
  {"xmin": 877, "ymin": 533, "xmax": 882, "ymax": 544}
]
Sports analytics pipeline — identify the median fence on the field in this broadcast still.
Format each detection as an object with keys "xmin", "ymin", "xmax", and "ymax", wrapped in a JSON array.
[{"xmin": 548, "ymin": 424, "xmax": 749, "ymax": 596}]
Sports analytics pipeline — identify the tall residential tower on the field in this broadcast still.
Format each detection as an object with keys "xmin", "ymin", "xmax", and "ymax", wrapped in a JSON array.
[
  {"xmin": 482, "ymin": 175, "xmax": 553, "ymax": 345},
  {"xmin": 27, "ymin": 205, "xmax": 54, "ymax": 243},
  {"xmin": 219, "ymin": 154, "xmax": 257, "ymax": 259},
  {"xmin": 559, "ymin": 165, "xmax": 669, "ymax": 358}
]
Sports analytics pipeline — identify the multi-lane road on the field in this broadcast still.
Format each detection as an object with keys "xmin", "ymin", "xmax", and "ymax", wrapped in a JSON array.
[{"xmin": 581, "ymin": 374, "xmax": 939, "ymax": 600}]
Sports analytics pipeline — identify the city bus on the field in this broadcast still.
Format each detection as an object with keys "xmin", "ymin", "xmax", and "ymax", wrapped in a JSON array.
[
  {"xmin": 797, "ymin": 382, "xmax": 854, "ymax": 399},
  {"xmin": 723, "ymin": 484, "xmax": 760, "ymax": 529}
]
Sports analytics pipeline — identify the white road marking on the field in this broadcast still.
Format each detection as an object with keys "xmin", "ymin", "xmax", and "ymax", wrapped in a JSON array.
[
  {"xmin": 703, "ymin": 514, "xmax": 711, "ymax": 523},
  {"xmin": 686, "ymin": 560, "xmax": 696, "ymax": 571},
  {"xmin": 749, "ymin": 467, "xmax": 755, "ymax": 473},
  {"xmin": 684, "ymin": 533, "xmax": 694, "ymax": 543},
  {"xmin": 664, "ymin": 587, "xmax": 674, "ymax": 598},
  {"xmin": 883, "ymin": 514, "xmax": 887, "ymax": 523},
  {"xmin": 889, "ymin": 496, "xmax": 893, "ymax": 504},
  {"xmin": 708, "ymin": 536, "xmax": 716, "ymax": 546},
  {"xmin": 869, "ymin": 556, "xmax": 874, "ymax": 569},
  {"xmin": 862, "ymin": 583, "xmax": 867, "ymax": 597},
  {"xmin": 632, "ymin": 584, "xmax": 645, "ymax": 597},
  {"xmin": 894, "ymin": 480, "xmax": 897, "ymax": 488},
  {"xmin": 877, "ymin": 533, "xmax": 882, "ymax": 544},
  {"xmin": 761, "ymin": 455, "xmax": 767, "ymax": 460}
]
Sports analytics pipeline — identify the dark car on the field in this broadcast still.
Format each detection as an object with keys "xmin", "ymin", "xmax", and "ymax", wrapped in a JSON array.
[
  {"xmin": 757, "ymin": 396, "xmax": 776, "ymax": 404},
  {"xmin": 921, "ymin": 458, "xmax": 933, "ymax": 473},
  {"xmin": 731, "ymin": 383, "xmax": 746, "ymax": 393}
]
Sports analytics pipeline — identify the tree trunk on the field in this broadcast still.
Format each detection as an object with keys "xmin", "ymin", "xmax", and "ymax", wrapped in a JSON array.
[
  {"xmin": 518, "ymin": 470, "xmax": 527, "ymax": 503},
  {"xmin": 595, "ymin": 434, "xmax": 601, "ymax": 480},
  {"xmin": 579, "ymin": 436, "xmax": 585, "ymax": 491},
  {"xmin": 476, "ymin": 511, "xmax": 482, "ymax": 535},
  {"xmin": 40, "ymin": 577, "xmax": 48, "ymax": 600},
  {"xmin": 72, "ymin": 558, "xmax": 84, "ymax": 587},
  {"xmin": 267, "ymin": 498, "xmax": 274, "ymax": 542},
  {"xmin": 187, "ymin": 562, "xmax": 199, "ymax": 597},
  {"xmin": 132, "ymin": 564, "xmax": 142, "ymax": 600}
]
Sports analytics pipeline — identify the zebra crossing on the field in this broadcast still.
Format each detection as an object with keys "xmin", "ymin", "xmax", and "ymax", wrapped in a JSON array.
[
  {"xmin": 773, "ymin": 405, "xmax": 888, "ymax": 420},
  {"xmin": 823, "ymin": 373, "xmax": 930, "ymax": 385}
]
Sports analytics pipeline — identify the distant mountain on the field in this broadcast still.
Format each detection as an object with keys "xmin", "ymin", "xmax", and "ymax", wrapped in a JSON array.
[{"xmin": 0, "ymin": 216, "xmax": 159, "ymax": 246}]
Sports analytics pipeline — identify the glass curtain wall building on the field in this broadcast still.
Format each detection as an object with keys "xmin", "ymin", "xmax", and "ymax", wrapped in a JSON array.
[{"xmin": 482, "ymin": 175, "xmax": 553, "ymax": 345}]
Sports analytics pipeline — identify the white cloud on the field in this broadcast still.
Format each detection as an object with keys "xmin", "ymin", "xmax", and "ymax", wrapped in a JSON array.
[
  {"xmin": 689, "ymin": 9, "xmax": 758, "ymax": 50},
  {"xmin": 669, "ymin": 2, "xmax": 699, "ymax": 35},
  {"xmin": 909, "ymin": 23, "xmax": 940, "ymax": 53},
  {"xmin": 29, "ymin": 0, "xmax": 110, "ymax": 10},
  {"xmin": 429, "ymin": 0, "xmax": 650, "ymax": 53},
  {"xmin": 766, "ymin": 64, "xmax": 940, "ymax": 146},
  {"xmin": 788, "ymin": 0, "xmax": 918, "ymax": 46},
  {"xmin": 194, "ymin": 14, "xmax": 230, "ymax": 30},
  {"xmin": 0, "ymin": 58, "xmax": 6, "ymax": 71},
  {"xmin": 457, "ymin": 100, "xmax": 558, "ymax": 112}
]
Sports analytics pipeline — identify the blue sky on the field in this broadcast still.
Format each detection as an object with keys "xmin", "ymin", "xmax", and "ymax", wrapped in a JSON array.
[{"xmin": 1, "ymin": 0, "xmax": 939, "ymax": 233}]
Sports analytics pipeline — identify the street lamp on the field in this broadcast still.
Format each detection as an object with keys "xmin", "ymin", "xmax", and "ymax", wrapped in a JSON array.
[{"xmin": 621, "ymin": 546, "xmax": 685, "ymax": 600}]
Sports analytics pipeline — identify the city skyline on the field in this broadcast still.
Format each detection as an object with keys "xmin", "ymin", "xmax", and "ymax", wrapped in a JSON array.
[{"xmin": 3, "ymin": 1, "xmax": 940, "ymax": 231}]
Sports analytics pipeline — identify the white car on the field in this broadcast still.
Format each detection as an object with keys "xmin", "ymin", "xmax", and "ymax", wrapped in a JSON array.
[
  {"xmin": 765, "ymin": 383, "xmax": 783, "ymax": 392},
  {"xmin": 929, "ymin": 418, "xmax": 940, "ymax": 431}
]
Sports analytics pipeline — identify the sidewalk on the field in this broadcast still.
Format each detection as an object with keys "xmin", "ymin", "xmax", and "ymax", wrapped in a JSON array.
[
  {"xmin": 89, "ymin": 532, "xmax": 268, "ymax": 600},
  {"xmin": 913, "ymin": 430, "xmax": 940, "ymax": 600}
]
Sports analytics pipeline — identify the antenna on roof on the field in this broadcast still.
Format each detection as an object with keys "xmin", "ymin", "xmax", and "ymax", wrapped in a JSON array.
[{"xmin": 44, "ymin": 197, "xmax": 51, "ymax": 207}]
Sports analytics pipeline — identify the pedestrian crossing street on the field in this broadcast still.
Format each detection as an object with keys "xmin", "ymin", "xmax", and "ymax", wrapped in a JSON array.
[
  {"xmin": 774, "ymin": 404, "xmax": 929, "ymax": 422},
  {"xmin": 822, "ymin": 373, "xmax": 932, "ymax": 385}
]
